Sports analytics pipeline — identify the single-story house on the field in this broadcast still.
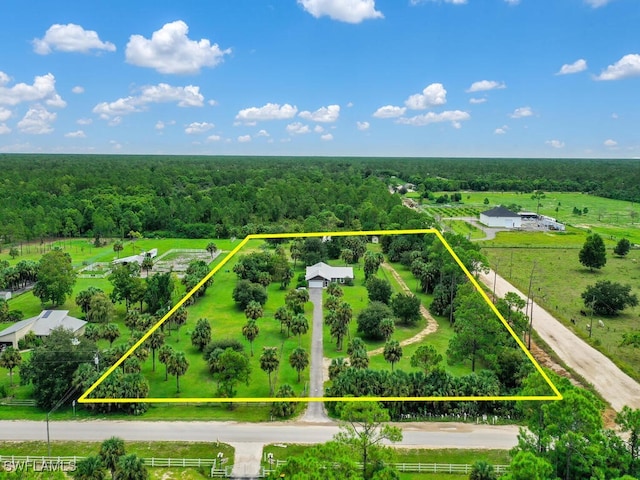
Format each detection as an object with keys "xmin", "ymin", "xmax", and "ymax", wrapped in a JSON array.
[
  {"xmin": 479, "ymin": 206, "xmax": 522, "ymax": 228},
  {"xmin": 112, "ymin": 248, "xmax": 158, "ymax": 266},
  {"xmin": 0, "ymin": 310, "xmax": 87, "ymax": 349},
  {"xmin": 305, "ymin": 262, "xmax": 354, "ymax": 288}
]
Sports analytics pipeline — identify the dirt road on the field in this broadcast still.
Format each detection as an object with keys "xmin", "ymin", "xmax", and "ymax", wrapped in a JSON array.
[{"xmin": 479, "ymin": 269, "xmax": 640, "ymax": 411}]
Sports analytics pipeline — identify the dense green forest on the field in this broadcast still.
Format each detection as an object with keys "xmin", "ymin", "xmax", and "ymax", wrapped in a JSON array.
[{"xmin": 2, "ymin": 155, "xmax": 640, "ymax": 242}]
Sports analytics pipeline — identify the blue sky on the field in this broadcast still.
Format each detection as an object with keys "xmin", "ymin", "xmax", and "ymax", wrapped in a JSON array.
[{"xmin": 0, "ymin": 0, "xmax": 638, "ymax": 157}]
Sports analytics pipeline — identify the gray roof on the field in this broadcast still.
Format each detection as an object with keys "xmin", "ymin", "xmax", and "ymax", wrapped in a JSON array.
[
  {"xmin": 0, "ymin": 310, "xmax": 86, "ymax": 338},
  {"xmin": 305, "ymin": 262, "xmax": 354, "ymax": 281},
  {"xmin": 481, "ymin": 206, "xmax": 519, "ymax": 218}
]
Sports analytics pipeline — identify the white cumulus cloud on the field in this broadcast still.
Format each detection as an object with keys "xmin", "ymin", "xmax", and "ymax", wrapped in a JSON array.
[
  {"xmin": 237, "ymin": 135, "xmax": 251, "ymax": 143},
  {"xmin": 0, "ymin": 124, "xmax": 10, "ymax": 135},
  {"xmin": 494, "ymin": 125, "xmax": 508, "ymax": 135},
  {"xmin": 236, "ymin": 103, "xmax": 298, "ymax": 123},
  {"xmin": 65, "ymin": 130, "xmax": 86, "ymax": 138},
  {"xmin": 321, "ymin": 133, "xmax": 334, "ymax": 141},
  {"xmin": 466, "ymin": 80, "xmax": 506, "ymax": 93},
  {"xmin": 298, "ymin": 0, "xmax": 383, "ymax": 23},
  {"xmin": 356, "ymin": 121, "xmax": 370, "ymax": 131},
  {"xmin": 410, "ymin": 0, "xmax": 467, "ymax": 4},
  {"xmin": 207, "ymin": 134, "xmax": 222, "ymax": 142},
  {"xmin": 185, "ymin": 122, "xmax": 215, "ymax": 134},
  {"xmin": 0, "ymin": 72, "xmax": 65, "ymax": 107},
  {"xmin": 0, "ymin": 108, "xmax": 11, "ymax": 122},
  {"xmin": 595, "ymin": 54, "xmax": 640, "ymax": 81},
  {"xmin": 373, "ymin": 105, "xmax": 406, "ymax": 118},
  {"xmin": 405, "ymin": 83, "xmax": 447, "ymax": 110},
  {"xmin": 286, "ymin": 122, "xmax": 311, "ymax": 135},
  {"xmin": 257, "ymin": 129, "xmax": 270, "ymax": 137},
  {"xmin": 604, "ymin": 139, "xmax": 618, "ymax": 147},
  {"xmin": 396, "ymin": 110, "xmax": 470, "ymax": 128},
  {"xmin": 584, "ymin": 0, "xmax": 613, "ymax": 7},
  {"xmin": 556, "ymin": 59, "xmax": 587, "ymax": 75},
  {"xmin": 546, "ymin": 139, "xmax": 565, "ymax": 149},
  {"xmin": 314, "ymin": 125, "xmax": 324, "ymax": 133},
  {"xmin": 469, "ymin": 98, "xmax": 487, "ymax": 104},
  {"xmin": 0, "ymin": 72, "xmax": 9, "ymax": 85},
  {"xmin": 299, "ymin": 104, "xmax": 340, "ymax": 122},
  {"xmin": 510, "ymin": 106, "xmax": 533, "ymax": 118},
  {"xmin": 72, "ymin": 86, "xmax": 85, "ymax": 94},
  {"xmin": 125, "ymin": 20, "xmax": 231, "ymax": 74},
  {"xmin": 93, "ymin": 84, "xmax": 204, "ymax": 119},
  {"xmin": 33, "ymin": 24, "xmax": 115, "ymax": 55},
  {"xmin": 17, "ymin": 106, "xmax": 56, "ymax": 134},
  {"xmin": 77, "ymin": 118, "xmax": 93, "ymax": 125}
]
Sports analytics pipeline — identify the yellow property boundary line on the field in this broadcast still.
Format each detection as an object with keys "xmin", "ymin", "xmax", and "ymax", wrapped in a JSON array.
[{"xmin": 79, "ymin": 229, "xmax": 562, "ymax": 404}]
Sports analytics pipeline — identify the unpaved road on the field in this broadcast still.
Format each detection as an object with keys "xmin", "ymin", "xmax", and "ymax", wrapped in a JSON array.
[{"xmin": 479, "ymin": 269, "xmax": 640, "ymax": 411}]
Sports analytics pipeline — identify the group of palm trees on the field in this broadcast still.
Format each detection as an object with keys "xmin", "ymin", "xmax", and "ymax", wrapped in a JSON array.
[{"xmin": 72, "ymin": 437, "xmax": 148, "ymax": 480}]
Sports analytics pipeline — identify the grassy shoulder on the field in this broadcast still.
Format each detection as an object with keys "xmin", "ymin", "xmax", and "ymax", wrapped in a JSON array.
[
  {"xmin": 262, "ymin": 443, "xmax": 510, "ymax": 467},
  {"xmin": 481, "ymin": 231, "xmax": 640, "ymax": 382}
]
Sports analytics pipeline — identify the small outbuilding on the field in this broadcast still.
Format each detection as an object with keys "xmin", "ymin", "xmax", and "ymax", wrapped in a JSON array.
[
  {"xmin": 479, "ymin": 206, "xmax": 522, "ymax": 228},
  {"xmin": 305, "ymin": 262, "xmax": 354, "ymax": 289},
  {"xmin": 0, "ymin": 310, "xmax": 87, "ymax": 349}
]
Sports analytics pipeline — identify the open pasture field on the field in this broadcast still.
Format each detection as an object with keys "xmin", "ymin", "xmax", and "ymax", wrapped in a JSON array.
[
  {"xmin": 482, "ymin": 231, "xmax": 640, "ymax": 381},
  {"xmin": 440, "ymin": 191, "xmax": 640, "ymax": 244}
]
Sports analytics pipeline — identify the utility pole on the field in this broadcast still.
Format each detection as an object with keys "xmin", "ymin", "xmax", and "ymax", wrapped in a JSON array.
[
  {"xmin": 526, "ymin": 261, "xmax": 537, "ymax": 350},
  {"xmin": 492, "ymin": 260, "xmax": 500, "ymax": 303}
]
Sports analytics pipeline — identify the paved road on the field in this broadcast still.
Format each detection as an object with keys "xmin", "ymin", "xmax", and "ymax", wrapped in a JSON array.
[
  {"xmin": 479, "ymin": 269, "xmax": 640, "ymax": 411},
  {"xmin": 0, "ymin": 420, "xmax": 519, "ymax": 449},
  {"xmin": 300, "ymin": 287, "xmax": 328, "ymax": 422}
]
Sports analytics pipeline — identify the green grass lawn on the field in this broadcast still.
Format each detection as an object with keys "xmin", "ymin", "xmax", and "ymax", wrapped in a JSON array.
[
  {"xmin": 482, "ymin": 232, "xmax": 640, "ymax": 382},
  {"xmin": 434, "ymin": 191, "xmax": 640, "ymax": 245},
  {"xmin": 442, "ymin": 220, "xmax": 485, "ymax": 240},
  {"xmin": 262, "ymin": 444, "xmax": 510, "ymax": 469}
]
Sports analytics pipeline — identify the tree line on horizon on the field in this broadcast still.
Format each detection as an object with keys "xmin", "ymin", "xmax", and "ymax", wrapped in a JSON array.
[{"xmin": 1, "ymin": 155, "xmax": 640, "ymax": 245}]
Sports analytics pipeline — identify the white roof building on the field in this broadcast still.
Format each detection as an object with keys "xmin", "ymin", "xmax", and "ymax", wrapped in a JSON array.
[
  {"xmin": 305, "ymin": 262, "xmax": 354, "ymax": 288},
  {"xmin": 0, "ymin": 310, "xmax": 87, "ymax": 349}
]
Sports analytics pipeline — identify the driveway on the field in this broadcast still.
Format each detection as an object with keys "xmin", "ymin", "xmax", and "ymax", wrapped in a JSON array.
[{"xmin": 299, "ymin": 287, "xmax": 328, "ymax": 422}]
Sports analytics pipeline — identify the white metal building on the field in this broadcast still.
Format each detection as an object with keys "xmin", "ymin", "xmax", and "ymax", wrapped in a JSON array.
[{"xmin": 479, "ymin": 206, "xmax": 522, "ymax": 228}]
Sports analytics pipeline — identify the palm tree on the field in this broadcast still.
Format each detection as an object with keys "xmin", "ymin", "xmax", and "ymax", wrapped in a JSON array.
[
  {"xmin": 72, "ymin": 455, "xmax": 106, "ymax": 480},
  {"xmin": 0, "ymin": 346, "xmax": 21, "ymax": 386},
  {"xmin": 102, "ymin": 323, "xmax": 121, "ymax": 347},
  {"xmin": 327, "ymin": 282, "xmax": 343, "ymax": 298},
  {"xmin": 289, "ymin": 347, "xmax": 309, "ymax": 383},
  {"xmin": 206, "ymin": 241, "xmax": 217, "ymax": 259},
  {"xmin": 379, "ymin": 318, "xmax": 395, "ymax": 341},
  {"xmin": 469, "ymin": 461, "xmax": 497, "ymax": 480},
  {"xmin": 260, "ymin": 347, "xmax": 280, "ymax": 396},
  {"xmin": 98, "ymin": 436, "xmax": 125, "ymax": 480},
  {"xmin": 383, "ymin": 340, "xmax": 403, "ymax": 371},
  {"xmin": 190, "ymin": 318, "xmax": 211, "ymax": 351},
  {"xmin": 167, "ymin": 351, "xmax": 189, "ymax": 394},
  {"xmin": 84, "ymin": 324, "xmax": 102, "ymax": 343},
  {"xmin": 171, "ymin": 307, "xmax": 188, "ymax": 341},
  {"xmin": 274, "ymin": 306, "xmax": 292, "ymax": 336},
  {"xmin": 290, "ymin": 314, "xmax": 309, "ymax": 346},
  {"xmin": 147, "ymin": 330, "xmax": 165, "ymax": 371},
  {"xmin": 244, "ymin": 300, "xmax": 264, "ymax": 321},
  {"xmin": 87, "ymin": 292, "xmax": 114, "ymax": 324},
  {"xmin": 242, "ymin": 319, "xmax": 259, "ymax": 356},
  {"xmin": 328, "ymin": 357, "xmax": 348, "ymax": 380},
  {"xmin": 158, "ymin": 345, "xmax": 173, "ymax": 381},
  {"xmin": 290, "ymin": 241, "xmax": 301, "ymax": 269},
  {"xmin": 141, "ymin": 256, "xmax": 153, "ymax": 276},
  {"xmin": 113, "ymin": 241, "xmax": 123, "ymax": 259},
  {"xmin": 116, "ymin": 453, "xmax": 149, "ymax": 480}
]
